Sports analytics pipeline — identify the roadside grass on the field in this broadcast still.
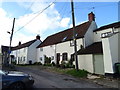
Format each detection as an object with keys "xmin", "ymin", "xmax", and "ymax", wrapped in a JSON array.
[
  {"xmin": 45, "ymin": 66, "xmax": 88, "ymax": 78},
  {"xmin": 65, "ymin": 69, "xmax": 88, "ymax": 78}
]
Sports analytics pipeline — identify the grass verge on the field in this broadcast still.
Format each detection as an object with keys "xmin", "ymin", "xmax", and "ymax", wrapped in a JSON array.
[{"xmin": 45, "ymin": 66, "xmax": 88, "ymax": 78}]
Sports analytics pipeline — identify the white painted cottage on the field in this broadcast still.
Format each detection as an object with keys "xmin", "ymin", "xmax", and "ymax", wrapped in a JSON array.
[
  {"xmin": 11, "ymin": 35, "xmax": 42, "ymax": 64},
  {"xmin": 77, "ymin": 21, "xmax": 120, "ymax": 75},
  {"xmin": 37, "ymin": 12, "xmax": 97, "ymax": 65}
]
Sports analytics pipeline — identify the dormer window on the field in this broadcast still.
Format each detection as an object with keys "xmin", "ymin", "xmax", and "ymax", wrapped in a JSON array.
[
  {"xmin": 75, "ymin": 33, "xmax": 78, "ymax": 37},
  {"xmin": 70, "ymin": 40, "xmax": 74, "ymax": 46},
  {"xmin": 40, "ymin": 48, "xmax": 43, "ymax": 51},
  {"xmin": 62, "ymin": 36, "xmax": 67, "ymax": 42}
]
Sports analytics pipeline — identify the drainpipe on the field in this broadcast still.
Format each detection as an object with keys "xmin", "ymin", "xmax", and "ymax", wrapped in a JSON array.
[
  {"xmin": 82, "ymin": 38, "xmax": 85, "ymax": 48},
  {"xmin": 112, "ymin": 27, "xmax": 115, "ymax": 34},
  {"xmin": 54, "ymin": 44, "xmax": 57, "ymax": 64}
]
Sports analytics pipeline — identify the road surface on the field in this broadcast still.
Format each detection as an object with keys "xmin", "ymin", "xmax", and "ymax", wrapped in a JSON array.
[{"xmin": 16, "ymin": 66, "xmax": 108, "ymax": 89}]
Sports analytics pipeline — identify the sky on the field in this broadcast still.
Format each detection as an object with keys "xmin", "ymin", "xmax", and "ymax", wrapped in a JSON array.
[{"xmin": 0, "ymin": 0, "xmax": 119, "ymax": 47}]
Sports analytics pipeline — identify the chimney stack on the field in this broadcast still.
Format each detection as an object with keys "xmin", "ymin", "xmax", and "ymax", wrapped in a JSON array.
[
  {"xmin": 18, "ymin": 41, "xmax": 21, "ymax": 46},
  {"xmin": 36, "ymin": 35, "xmax": 40, "ymax": 40},
  {"xmin": 88, "ymin": 12, "xmax": 95, "ymax": 21}
]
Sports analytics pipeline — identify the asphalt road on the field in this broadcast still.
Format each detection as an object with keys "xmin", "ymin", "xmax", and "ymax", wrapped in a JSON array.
[{"xmin": 16, "ymin": 66, "xmax": 109, "ymax": 89}]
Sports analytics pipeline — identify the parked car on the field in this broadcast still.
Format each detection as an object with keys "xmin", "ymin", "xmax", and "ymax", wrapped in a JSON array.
[{"xmin": 0, "ymin": 70, "xmax": 34, "ymax": 90}]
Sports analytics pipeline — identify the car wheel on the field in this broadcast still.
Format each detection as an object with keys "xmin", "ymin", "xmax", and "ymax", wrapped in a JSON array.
[{"xmin": 9, "ymin": 82, "xmax": 25, "ymax": 90}]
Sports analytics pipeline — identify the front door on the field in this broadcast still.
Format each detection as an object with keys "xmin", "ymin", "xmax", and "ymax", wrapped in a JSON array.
[{"xmin": 56, "ymin": 53, "xmax": 60, "ymax": 65}]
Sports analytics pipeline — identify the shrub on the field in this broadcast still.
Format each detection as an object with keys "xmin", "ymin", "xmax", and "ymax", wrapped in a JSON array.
[
  {"xmin": 51, "ymin": 62, "xmax": 55, "ymax": 66},
  {"xmin": 60, "ymin": 60, "xmax": 75, "ymax": 68},
  {"xmin": 43, "ymin": 63, "xmax": 52, "ymax": 66},
  {"xmin": 33, "ymin": 62, "xmax": 42, "ymax": 65},
  {"xmin": 45, "ymin": 56, "xmax": 51, "ymax": 64},
  {"xmin": 12, "ymin": 60, "xmax": 16, "ymax": 65}
]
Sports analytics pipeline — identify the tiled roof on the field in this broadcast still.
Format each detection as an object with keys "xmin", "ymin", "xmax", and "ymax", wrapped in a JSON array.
[
  {"xmin": 77, "ymin": 42, "xmax": 103, "ymax": 55},
  {"xmin": 37, "ymin": 21, "xmax": 92, "ymax": 48},
  {"xmin": 1, "ymin": 46, "xmax": 9, "ymax": 53},
  {"xmin": 94, "ymin": 21, "xmax": 120, "ymax": 32},
  {"xmin": 12, "ymin": 39, "xmax": 36, "ymax": 50}
]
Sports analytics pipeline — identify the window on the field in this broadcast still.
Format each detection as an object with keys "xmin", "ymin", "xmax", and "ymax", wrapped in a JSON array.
[
  {"xmin": 70, "ymin": 40, "xmax": 74, "ymax": 46},
  {"xmin": 40, "ymin": 57, "xmax": 42, "ymax": 61},
  {"xmin": 21, "ymin": 57, "xmax": 22, "ymax": 61},
  {"xmin": 23, "ymin": 57, "xmax": 25, "ymax": 61},
  {"xmin": 62, "ymin": 53, "xmax": 68, "ymax": 61},
  {"xmin": 40, "ymin": 48, "xmax": 43, "ymax": 51},
  {"xmin": 62, "ymin": 36, "xmax": 67, "ymax": 42},
  {"xmin": 75, "ymin": 33, "xmax": 78, "ymax": 37},
  {"xmin": 51, "ymin": 56, "xmax": 54, "ymax": 60}
]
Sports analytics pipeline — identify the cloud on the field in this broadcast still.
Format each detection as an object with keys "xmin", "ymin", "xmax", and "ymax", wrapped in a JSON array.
[
  {"xmin": 0, "ymin": 8, "xmax": 13, "ymax": 46},
  {"xmin": 15, "ymin": 2, "xmax": 70, "ymax": 37},
  {"xmin": 60, "ymin": 18, "xmax": 70, "ymax": 27},
  {"xmin": 0, "ymin": 2, "xmax": 71, "ymax": 47}
]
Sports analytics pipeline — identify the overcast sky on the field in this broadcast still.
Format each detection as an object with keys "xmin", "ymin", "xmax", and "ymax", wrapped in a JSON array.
[{"xmin": 0, "ymin": 0, "xmax": 119, "ymax": 47}]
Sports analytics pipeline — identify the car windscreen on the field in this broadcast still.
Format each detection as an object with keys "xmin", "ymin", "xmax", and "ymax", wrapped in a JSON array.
[{"xmin": 0, "ymin": 70, "xmax": 5, "ymax": 75}]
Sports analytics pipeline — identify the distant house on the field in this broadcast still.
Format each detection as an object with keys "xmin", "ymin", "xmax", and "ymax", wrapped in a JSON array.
[
  {"xmin": 77, "ymin": 21, "xmax": 120, "ymax": 75},
  {"xmin": 11, "ymin": 35, "xmax": 42, "ymax": 64},
  {"xmin": 37, "ymin": 12, "xmax": 97, "ymax": 65},
  {"xmin": 1, "ymin": 46, "xmax": 9, "ymax": 65}
]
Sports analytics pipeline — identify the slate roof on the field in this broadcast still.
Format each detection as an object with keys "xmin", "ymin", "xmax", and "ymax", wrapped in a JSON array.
[
  {"xmin": 12, "ymin": 39, "xmax": 36, "ymax": 50},
  {"xmin": 94, "ymin": 21, "xmax": 120, "ymax": 32},
  {"xmin": 37, "ymin": 21, "xmax": 92, "ymax": 48},
  {"xmin": 77, "ymin": 42, "xmax": 103, "ymax": 55}
]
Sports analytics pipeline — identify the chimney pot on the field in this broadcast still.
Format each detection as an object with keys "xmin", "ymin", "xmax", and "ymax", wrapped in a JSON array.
[
  {"xmin": 36, "ymin": 35, "xmax": 40, "ymax": 40},
  {"xmin": 18, "ymin": 41, "xmax": 21, "ymax": 46},
  {"xmin": 88, "ymin": 12, "xmax": 95, "ymax": 21}
]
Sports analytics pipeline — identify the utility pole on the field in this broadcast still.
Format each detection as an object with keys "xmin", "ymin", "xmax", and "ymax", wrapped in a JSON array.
[
  {"xmin": 8, "ymin": 18, "xmax": 15, "ymax": 65},
  {"xmin": 71, "ymin": 0, "xmax": 78, "ymax": 71}
]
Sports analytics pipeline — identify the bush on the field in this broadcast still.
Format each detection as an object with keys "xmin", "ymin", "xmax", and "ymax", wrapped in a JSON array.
[
  {"xmin": 43, "ymin": 63, "xmax": 52, "ymax": 66},
  {"xmin": 51, "ymin": 62, "xmax": 55, "ymax": 66},
  {"xmin": 60, "ymin": 61, "xmax": 66, "ymax": 68},
  {"xmin": 60, "ymin": 60, "xmax": 75, "ymax": 68},
  {"xmin": 12, "ymin": 60, "xmax": 16, "ymax": 65},
  {"xmin": 65, "ymin": 69, "xmax": 88, "ymax": 78},
  {"xmin": 33, "ymin": 62, "xmax": 42, "ymax": 65}
]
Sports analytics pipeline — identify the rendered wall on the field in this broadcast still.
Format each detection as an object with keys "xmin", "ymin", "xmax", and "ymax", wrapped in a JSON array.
[
  {"xmin": 102, "ymin": 33, "xmax": 118, "ymax": 74},
  {"xmin": 78, "ymin": 54, "xmax": 94, "ymax": 73}
]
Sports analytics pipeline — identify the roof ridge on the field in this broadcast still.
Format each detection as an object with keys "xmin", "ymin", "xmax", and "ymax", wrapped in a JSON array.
[
  {"xmin": 94, "ymin": 21, "xmax": 120, "ymax": 32},
  {"xmin": 12, "ymin": 39, "xmax": 37, "ymax": 50},
  {"xmin": 48, "ymin": 21, "xmax": 90, "ymax": 38}
]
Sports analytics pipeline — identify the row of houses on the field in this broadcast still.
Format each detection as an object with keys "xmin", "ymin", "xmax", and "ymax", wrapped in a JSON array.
[{"xmin": 1, "ymin": 12, "xmax": 120, "ymax": 75}]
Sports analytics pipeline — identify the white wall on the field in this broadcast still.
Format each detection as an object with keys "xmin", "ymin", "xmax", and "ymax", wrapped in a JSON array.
[
  {"xmin": 94, "ymin": 28, "xmax": 119, "ymax": 42},
  {"xmin": 37, "ymin": 45, "xmax": 56, "ymax": 64},
  {"xmin": 27, "ymin": 40, "xmax": 41, "ymax": 64},
  {"xmin": 56, "ymin": 39, "xmax": 83, "ymax": 63},
  {"xmin": 15, "ymin": 47, "xmax": 28, "ymax": 64},
  {"xmin": 84, "ymin": 21, "xmax": 97, "ymax": 47},
  {"xmin": 118, "ymin": 28, "xmax": 120, "ymax": 62},
  {"xmin": 102, "ymin": 33, "xmax": 118, "ymax": 74},
  {"xmin": 78, "ymin": 54, "xmax": 94, "ymax": 73}
]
